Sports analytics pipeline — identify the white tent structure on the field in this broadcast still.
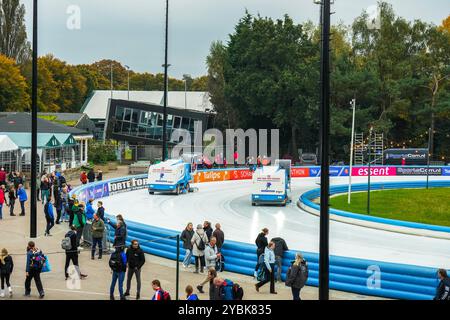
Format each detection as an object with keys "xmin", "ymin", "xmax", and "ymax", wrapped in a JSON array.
[{"xmin": 0, "ymin": 135, "xmax": 20, "ymax": 172}]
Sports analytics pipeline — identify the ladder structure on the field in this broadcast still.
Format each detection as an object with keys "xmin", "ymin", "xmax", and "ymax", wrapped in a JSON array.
[
  {"xmin": 369, "ymin": 133, "xmax": 384, "ymax": 165},
  {"xmin": 354, "ymin": 133, "xmax": 365, "ymax": 165}
]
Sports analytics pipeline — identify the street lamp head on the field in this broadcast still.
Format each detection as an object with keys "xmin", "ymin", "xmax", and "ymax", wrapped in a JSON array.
[{"xmin": 125, "ymin": 65, "xmax": 130, "ymax": 70}]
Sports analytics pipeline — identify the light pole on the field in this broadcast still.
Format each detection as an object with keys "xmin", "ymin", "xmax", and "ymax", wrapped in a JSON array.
[
  {"xmin": 183, "ymin": 74, "xmax": 191, "ymax": 110},
  {"xmin": 110, "ymin": 62, "xmax": 114, "ymax": 99},
  {"xmin": 125, "ymin": 65, "xmax": 130, "ymax": 100},
  {"xmin": 367, "ymin": 126, "xmax": 373, "ymax": 215},
  {"xmin": 30, "ymin": 0, "xmax": 38, "ymax": 238},
  {"xmin": 162, "ymin": 0, "xmax": 170, "ymax": 161},
  {"xmin": 348, "ymin": 98, "xmax": 356, "ymax": 204},
  {"xmin": 427, "ymin": 127, "xmax": 432, "ymax": 189}
]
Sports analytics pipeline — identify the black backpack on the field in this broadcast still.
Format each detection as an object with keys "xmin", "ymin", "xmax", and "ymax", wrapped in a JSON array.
[
  {"xmin": 196, "ymin": 232, "xmax": 205, "ymax": 251},
  {"xmin": 109, "ymin": 251, "xmax": 124, "ymax": 272},
  {"xmin": 232, "ymin": 283, "xmax": 244, "ymax": 300}
]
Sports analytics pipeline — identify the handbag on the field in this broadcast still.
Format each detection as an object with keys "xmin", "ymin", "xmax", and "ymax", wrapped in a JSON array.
[{"xmin": 41, "ymin": 255, "xmax": 51, "ymax": 273}]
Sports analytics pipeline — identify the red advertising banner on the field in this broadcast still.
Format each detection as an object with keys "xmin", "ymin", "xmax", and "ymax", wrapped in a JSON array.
[
  {"xmin": 230, "ymin": 169, "xmax": 253, "ymax": 180},
  {"xmin": 351, "ymin": 166, "xmax": 397, "ymax": 177},
  {"xmin": 291, "ymin": 167, "xmax": 310, "ymax": 177}
]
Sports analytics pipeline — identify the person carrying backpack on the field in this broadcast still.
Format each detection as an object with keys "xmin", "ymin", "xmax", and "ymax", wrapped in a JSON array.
[
  {"xmin": 109, "ymin": 248, "xmax": 127, "ymax": 300},
  {"xmin": 44, "ymin": 197, "xmax": 55, "ymax": 236},
  {"xmin": 285, "ymin": 252, "xmax": 309, "ymax": 300},
  {"xmin": 0, "ymin": 248, "xmax": 14, "ymax": 297},
  {"xmin": 63, "ymin": 225, "xmax": 87, "ymax": 281},
  {"xmin": 151, "ymin": 279, "xmax": 171, "ymax": 300},
  {"xmin": 254, "ymin": 228, "xmax": 269, "ymax": 277},
  {"xmin": 255, "ymin": 241, "xmax": 277, "ymax": 294},
  {"xmin": 197, "ymin": 237, "xmax": 221, "ymax": 294},
  {"xmin": 214, "ymin": 278, "xmax": 235, "ymax": 300},
  {"xmin": 72, "ymin": 201, "xmax": 86, "ymax": 248},
  {"xmin": 24, "ymin": 241, "xmax": 45, "ymax": 298},
  {"xmin": 191, "ymin": 224, "xmax": 208, "ymax": 274},
  {"xmin": 434, "ymin": 269, "xmax": 450, "ymax": 300}
]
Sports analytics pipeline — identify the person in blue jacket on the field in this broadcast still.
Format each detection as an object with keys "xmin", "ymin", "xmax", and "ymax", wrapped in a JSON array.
[
  {"xmin": 17, "ymin": 184, "xmax": 27, "ymax": 216},
  {"xmin": 185, "ymin": 285, "xmax": 199, "ymax": 300},
  {"xmin": 44, "ymin": 197, "xmax": 55, "ymax": 236},
  {"xmin": 214, "ymin": 277, "xmax": 235, "ymax": 300},
  {"xmin": 85, "ymin": 199, "xmax": 95, "ymax": 221}
]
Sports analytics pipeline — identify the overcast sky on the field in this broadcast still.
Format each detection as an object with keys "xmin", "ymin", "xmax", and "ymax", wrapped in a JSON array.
[{"xmin": 22, "ymin": 0, "xmax": 449, "ymax": 78}]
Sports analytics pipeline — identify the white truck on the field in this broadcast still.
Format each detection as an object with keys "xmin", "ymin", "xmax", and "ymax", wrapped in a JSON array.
[
  {"xmin": 148, "ymin": 159, "xmax": 193, "ymax": 195},
  {"xmin": 251, "ymin": 160, "xmax": 291, "ymax": 206}
]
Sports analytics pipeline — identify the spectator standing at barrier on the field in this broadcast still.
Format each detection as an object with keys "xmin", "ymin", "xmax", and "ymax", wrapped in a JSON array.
[
  {"xmin": 24, "ymin": 241, "xmax": 45, "ymax": 298},
  {"xmin": 96, "ymin": 170, "xmax": 103, "ymax": 181},
  {"xmin": 0, "ymin": 184, "xmax": 5, "ymax": 220},
  {"xmin": 63, "ymin": 225, "xmax": 88, "ymax": 281},
  {"xmin": 72, "ymin": 201, "xmax": 86, "ymax": 248},
  {"xmin": 191, "ymin": 224, "xmax": 208, "ymax": 274},
  {"xmin": 85, "ymin": 199, "xmax": 95, "ymax": 221},
  {"xmin": 40, "ymin": 176, "xmax": 50, "ymax": 205},
  {"xmin": 285, "ymin": 253, "xmax": 309, "ymax": 300},
  {"xmin": 434, "ymin": 269, "xmax": 450, "ymax": 300},
  {"xmin": 0, "ymin": 248, "xmax": 13, "ymax": 297},
  {"xmin": 43, "ymin": 197, "xmax": 55, "ymax": 236},
  {"xmin": 91, "ymin": 213, "xmax": 105, "ymax": 260},
  {"xmin": 68, "ymin": 194, "xmax": 76, "ymax": 226},
  {"xmin": 254, "ymin": 228, "xmax": 269, "ymax": 277},
  {"xmin": 255, "ymin": 241, "xmax": 277, "ymax": 294},
  {"xmin": 203, "ymin": 221, "xmax": 213, "ymax": 241},
  {"xmin": 17, "ymin": 184, "xmax": 27, "ymax": 216},
  {"xmin": 80, "ymin": 171, "xmax": 88, "ymax": 185},
  {"xmin": 181, "ymin": 223, "xmax": 194, "ymax": 268},
  {"xmin": 7, "ymin": 185, "xmax": 16, "ymax": 216},
  {"xmin": 271, "ymin": 237, "xmax": 289, "ymax": 282},
  {"xmin": 124, "ymin": 240, "xmax": 145, "ymax": 300},
  {"xmin": 0, "ymin": 168, "xmax": 6, "ymax": 186},
  {"xmin": 186, "ymin": 285, "xmax": 199, "ymax": 300},
  {"xmin": 151, "ymin": 279, "xmax": 170, "ymax": 300},
  {"xmin": 107, "ymin": 215, "xmax": 127, "ymax": 252},
  {"xmin": 87, "ymin": 169, "xmax": 95, "ymax": 183},
  {"xmin": 212, "ymin": 223, "xmax": 224, "ymax": 252},
  {"xmin": 109, "ymin": 247, "xmax": 127, "ymax": 300},
  {"xmin": 197, "ymin": 237, "xmax": 221, "ymax": 294},
  {"xmin": 96, "ymin": 201, "xmax": 105, "ymax": 221}
]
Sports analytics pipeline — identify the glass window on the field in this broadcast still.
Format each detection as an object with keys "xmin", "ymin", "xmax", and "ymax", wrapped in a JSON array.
[
  {"xmin": 121, "ymin": 122, "xmax": 130, "ymax": 134},
  {"xmin": 173, "ymin": 116, "xmax": 181, "ymax": 129},
  {"xmin": 149, "ymin": 112, "xmax": 157, "ymax": 127},
  {"xmin": 131, "ymin": 110, "xmax": 139, "ymax": 123},
  {"xmin": 115, "ymin": 106, "xmax": 125, "ymax": 120},
  {"xmin": 124, "ymin": 108, "xmax": 132, "ymax": 122},
  {"xmin": 181, "ymin": 117, "xmax": 190, "ymax": 130},
  {"xmin": 167, "ymin": 114, "xmax": 174, "ymax": 128},
  {"xmin": 157, "ymin": 113, "xmax": 164, "ymax": 127}
]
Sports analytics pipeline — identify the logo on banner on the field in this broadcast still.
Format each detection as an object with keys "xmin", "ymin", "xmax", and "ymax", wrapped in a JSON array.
[
  {"xmin": 265, "ymin": 182, "xmax": 272, "ymax": 190},
  {"xmin": 396, "ymin": 167, "xmax": 442, "ymax": 176},
  {"xmin": 443, "ymin": 168, "xmax": 450, "ymax": 176}
]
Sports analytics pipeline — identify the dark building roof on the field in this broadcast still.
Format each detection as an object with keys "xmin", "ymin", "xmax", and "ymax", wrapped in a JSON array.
[{"xmin": 0, "ymin": 113, "xmax": 91, "ymax": 136}]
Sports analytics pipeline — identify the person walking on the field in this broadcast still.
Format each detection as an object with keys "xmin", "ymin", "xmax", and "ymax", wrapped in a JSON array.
[
  {"xmin": 434, "ymin": 269, "xmax": 450, "ymax": 300},
  {"xmin": 107, "ymin": 216, "xmax": 127, "ymax": 252},
  {"xmin": 24, "ymin": 241, "xmax": 45, "ymax": 298},
  {"xmin": 285, "ymin": 253, "xmax": 309, "ymax": 300},
  {"xmin": 109, "ymin": 248, "xmax": 127, "ymax": 300},
  {"xmin": 254, "ymin": 228, "xmax": 269, "ymax": 277},
  {"xmin": 212, "ymin": 223, "xmax": 225, "ymax": 252},
  {"xmin": 197, "ymin": 237, "xmax": 221, "ymax": 294},
  {"xmin": 67, "ymin": 194, "xmax": 76, "ymax": 226},
  {"xmin": 63, "ymin": 226, "xmax": 87, "ymax": 281},
  {"xmin": 0, "ymin": 184, "xmax": 5, "ymax": 220},
  {"xmin": 80, "ymin": 171, "xmax": 88, "ymax": 185},
  {"xmin": 255, "ymin": 241, "xmax": 277, "ymax": 294},
  {"xmin": 87, "ymin": 169, "xmax": 95, "ymax": 183},
  {"xmin": 180, "ymin": 222, "xmax": 194, "ymax": 268},
  {"xmin": 96, "ymin": 170, "xmax": 103, "ymax": 181},
  {"xmin": 17, "ymin": 184, "xmax": 27, "ymax": 216},
  {"xmin": 271, "ymin": 237, "xmax": 289, "ymax": 282},
  {"xmin": 72, "ymin": 201, "xmax": 86, "ymax": 248},
  {"xmin": 53, "ymin": 186, "xmax": 62, "ymax": 224},
  {"xmin": 96, "ymin": 201, "xmax": 105, "ymax": 221},
  {"xmin": 0, "ymin": 248, "xmax": 13, "ymax": 297},
  {"xmin": 40, "ymin": 176, "xmax": 50, "ymax": 205},
  {"xmin": 151, "ymin": 279, "xmax": 170, "ymax": 300},
  {"xmin": 60, "ymin": 186, "xmax": 69, "ymax": 223},
  {"xmin": 0, "ymin": 168, "xmax": 6, "ymax": 186},
  {"xmin": 191, "ymin": 224, "xmax": 208, "ymax": 274},
  {"xmin": 7, "ymin": 186, "xmax": 15, "ymax": 216},
  {"xmin": 124, "ymin": 240, "xmax": 145, "ymax": 300},
  {"xmin": 91, "ymin": 213, "xmax": 105, "ymax": 260},
  {"xmin": 43, "ymin": 197, "xmax": 55, "ymax": 236},
  {"xmin": 203, "ymin": 221, "xmax": 213, "ymax": 241},
  {"xmin": 185, "ymin": 285, "xmax": 199, "ymax": 300}
]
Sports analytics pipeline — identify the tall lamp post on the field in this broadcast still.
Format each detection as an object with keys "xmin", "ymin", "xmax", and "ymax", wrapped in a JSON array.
[
  {"xmin": 316, "ymin": 0, "xmax": 331, "ymax": 300},
  {"xmin": 348, "ymin": 98, "xmax": 356, "ymax": 204},
  {"xmin": 367, "ymin": 126, "xmax": 373, "ymax": 215},
  {"xmin": 125, "ymin": 65, "xmax": 130, "ymax": 100},
  {"xmin": 30, "ymin": 0, "xmax": 38, "ymax": 238},
  {"xmin": 162, "ymin": 0, "xmax": 169, "ymax": 161},
  {"xmin": 183, "ymin": 74, "xmax": 191, "ymax": 110}
]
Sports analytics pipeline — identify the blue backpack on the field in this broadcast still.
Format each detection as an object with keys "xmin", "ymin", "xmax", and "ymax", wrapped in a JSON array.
[{"xmin": 29, "ymin": 250, "xmax": 46, "ymax": 271}]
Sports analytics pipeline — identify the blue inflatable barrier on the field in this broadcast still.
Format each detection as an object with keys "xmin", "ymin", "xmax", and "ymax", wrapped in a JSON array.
[{"xmin": 71, "ymin": 173, "xmax": 445, "ymax": 300}]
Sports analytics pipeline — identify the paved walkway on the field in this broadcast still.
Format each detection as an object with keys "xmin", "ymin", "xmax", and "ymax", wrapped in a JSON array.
[{"xmin": 0, "ymin": 166, "xmax": 386, "ymax": 300}]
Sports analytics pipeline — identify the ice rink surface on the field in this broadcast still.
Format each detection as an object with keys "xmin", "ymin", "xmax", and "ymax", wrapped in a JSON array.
[{"xmin": 101, "ymin": 175, "xmax": 450, "ymax": 269}]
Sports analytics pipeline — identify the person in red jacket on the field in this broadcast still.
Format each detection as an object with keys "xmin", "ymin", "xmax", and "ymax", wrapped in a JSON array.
[
  {"xmin": 0, "ymin": 184, "xmax": 5, "ymax": 220},
  {"xmin": 0, "ymin": 168, "xmax": 6, "ymax": 186},
  {"xmin": 80, "ymin": 172, "xmax": 88, "ymax": 185}
]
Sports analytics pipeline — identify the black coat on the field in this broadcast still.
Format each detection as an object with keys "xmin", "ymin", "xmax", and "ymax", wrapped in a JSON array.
[
  {"xmin": 204, "ymin": 226, "xmax": 213, "ymax": 241},
  {"xmin": 181, "ymin": 229, "xmax": 194, "ymax": 250},
  {"xmin": 97, "ymin": 207, "xmax": 105, "ymax": 221},
  {"xmin": 212, "ymin": 229, "xmax": 225, "ymax": 249},
  {"xmin": 87, "ymin": 171, "xmax": 95, "ymax": 182},
  {"xmin": 0, "ymin": 255, "xmax": 14, "ymax": 275},
  {"xmin": 271, "ymin": 237, "xmax": 289, "ymax": 257},
  {"xmin": 126, "ymin": 246, "xmax": 146, "ymax": 269},
  {"xmin": 255, "ymin": 233, "xmax": 268, "ymax": 255},
  {"xmin": 435, "ymin": 277, "xmax": 450, "ymax": 300},
  {"xmin": 286, "ymin": 260, "xmax": 309, "ymax": 289},
  {"xmin": 65, "ymin": 230, "xmax": 78, "ymax": 254}
]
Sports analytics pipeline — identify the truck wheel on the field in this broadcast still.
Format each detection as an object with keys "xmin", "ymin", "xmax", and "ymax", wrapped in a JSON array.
[
  {"xmin": 252, "ymin": 202, "xmax": 256, "ymax": 206},
  {"xmin": 149, "ymin": 191, "xmax": 154, "ymax": 195}
]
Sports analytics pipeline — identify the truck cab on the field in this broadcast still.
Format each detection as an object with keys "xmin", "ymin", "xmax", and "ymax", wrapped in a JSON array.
[{"xmin": 251, "ymin": 160, "xmax": 291, "ymax": 206}]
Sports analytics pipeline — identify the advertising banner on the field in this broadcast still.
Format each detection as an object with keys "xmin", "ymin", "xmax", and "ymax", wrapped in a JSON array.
[
  {"xmin": 291, "ymin": 167, "xmax": 310, "ymax": 178},
  {"xmin": 351, "ymin": 166, "xmax": 397, "ymax": 177},
  {"xmin": 230, "ymin": 169, "xmax": 253, "ymax": 181},
  {"xmin": 193, "ymin": 170, "xmax": 230, "ymax": 183},
  {"xmin": 308, "ymin": 166, "xmax": 350, "ymax": 177},
  {"xmin": 108, "ymin": 177, "xmax": 148, "ymax": 195},
  {"xmin": 396, "ymin": 167, "xmax": 442, "ymax": 176},
  {"xmin": 443, "ymin": 167, "xmax": 450, "ymax": 176}
]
